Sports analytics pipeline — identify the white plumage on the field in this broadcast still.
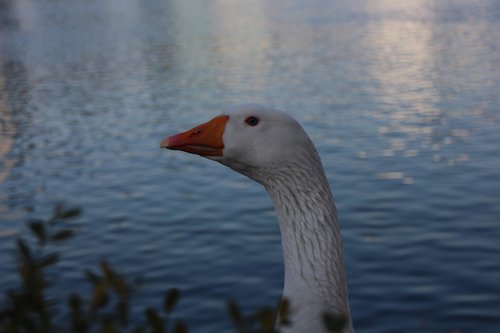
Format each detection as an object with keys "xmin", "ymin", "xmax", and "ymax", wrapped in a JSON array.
[{"xmin": 161, "ymin": 104, "xmax": 354, "ymax": 333}]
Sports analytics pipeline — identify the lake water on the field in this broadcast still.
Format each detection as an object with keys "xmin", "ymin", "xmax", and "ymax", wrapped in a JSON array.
[{"xmin": 1, "ymin": 0, "xmax": 500, "ymax": 332}]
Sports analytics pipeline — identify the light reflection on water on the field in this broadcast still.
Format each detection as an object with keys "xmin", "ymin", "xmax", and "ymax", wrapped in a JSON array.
[{"xmin": 1, "ymin": 0, "xmax": 500, "ymax": 332}]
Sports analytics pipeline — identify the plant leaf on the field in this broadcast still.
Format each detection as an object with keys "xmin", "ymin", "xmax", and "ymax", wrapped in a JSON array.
[
  {"xmin": 100, "ymin": 260, "xmax": 129, "ymax": 298},
  {"xmin": 91, "ymin": 282, "xmax": 109, "ymax": 310},
  {"xmin": 29, "ymin": 221, "xmax": 47, "ymax": 245},
  {"xmin": 278, "ymin": 298, "xmax": 291, "ymax": 326},
  {"xmin": 53, "ymin": 205, "xmax": 81, "ymax": 220},
  {"xmin": 172, "ymin": 320, "xmax": 188, "ymax": 333},
  {"xmin": 258, "ymin": 308, "xmax": 276, "ymax": 332},
  {"xmin": 322, "ymin": 313, "xmax": 348, "ymax": 333},
  {"xmin": 116, "ymin": 300, "xmax": 129, "ymax": 326},
  {"xmin": 163, "ymin": 288, "xmax": 181, "ymax": 314},
  {"xmin": 69, "ymin": 293, "xmax": 83, "ymax": 311},
  {"xmin": 16, "ymin": 238, "xmax": 32, "ymax": 262},
  {"xmin": 40, "ymin": 253, "xmax": 59, "ymax": 267},
  {"xmin": 59, "ymin": 207, "xmax": 81, "ymax": 219},
  {"xmin": 49, "ymin": 229, "xmax": 74, "ymax": 242},
  {"xmin": 145, "ymin": 308, "xmax": 164, "ymax": 333},
  {"xmin": 85, "ymin": 269, "xmax": 101, "ymax": 285},
  {"xmin": 226, "ymin": 300, "xmax": 243, "ymax": 326}
]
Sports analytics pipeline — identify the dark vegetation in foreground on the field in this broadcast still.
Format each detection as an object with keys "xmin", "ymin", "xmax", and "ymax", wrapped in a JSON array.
[{"xmin": 0, "ymin": 206, "xmax": 347, "ymax": 333}]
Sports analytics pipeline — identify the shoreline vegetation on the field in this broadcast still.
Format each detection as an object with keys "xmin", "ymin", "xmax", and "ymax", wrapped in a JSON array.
[{"xmin": 0, "ymin": 206, "xmax": 346, "ymax": 333}]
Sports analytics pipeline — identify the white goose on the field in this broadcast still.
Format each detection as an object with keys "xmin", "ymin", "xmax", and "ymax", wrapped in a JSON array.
[{"xmin": 161, "ymin": 104, "xmax": 354, "ymax": 333}]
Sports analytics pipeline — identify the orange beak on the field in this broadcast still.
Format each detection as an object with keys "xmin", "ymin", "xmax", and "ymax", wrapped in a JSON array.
[{"xmin": 160, "ymin": 115, "xmax": 229, "ymax": 157}]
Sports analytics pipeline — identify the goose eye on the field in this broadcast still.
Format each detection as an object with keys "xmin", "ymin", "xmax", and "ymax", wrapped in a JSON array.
[{"xmin": 245, "ymin": 116, "xmax": 260, "ymax": 127}]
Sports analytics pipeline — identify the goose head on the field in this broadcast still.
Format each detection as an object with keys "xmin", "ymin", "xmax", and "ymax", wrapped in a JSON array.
[
  {"xmin": 160, "ymin": 104, "xmax": 319, "ymax": 184},
  {"xmin": 160, "ymin": 105, "xmax": 354, "ymax": 333}
]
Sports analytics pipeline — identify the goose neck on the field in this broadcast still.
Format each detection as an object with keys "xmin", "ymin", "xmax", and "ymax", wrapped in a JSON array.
[{"xmin": 264, "ymin": 163, "xmax": 353, "ymax": 332}]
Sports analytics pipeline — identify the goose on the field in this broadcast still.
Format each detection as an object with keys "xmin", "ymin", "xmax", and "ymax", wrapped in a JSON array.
[{"xmin": 160, "ymin": 104, "xmax": 354, "ymax": 333}]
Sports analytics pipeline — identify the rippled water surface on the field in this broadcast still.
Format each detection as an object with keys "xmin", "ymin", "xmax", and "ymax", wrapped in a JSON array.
[{"xmin": 1, "ymin": 0, "xmax": 500, "ymax": 332}]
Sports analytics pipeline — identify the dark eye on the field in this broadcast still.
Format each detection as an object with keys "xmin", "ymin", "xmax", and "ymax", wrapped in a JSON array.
[{"xmin": 245, "ymin": 116, "xmax": 260, "ymax": 127}]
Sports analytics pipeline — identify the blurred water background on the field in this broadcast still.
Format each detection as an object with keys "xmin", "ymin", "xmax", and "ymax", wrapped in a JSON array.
[{"xmin": 1, "ymin": 0, "xmax": 500, "ymax": 332}]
